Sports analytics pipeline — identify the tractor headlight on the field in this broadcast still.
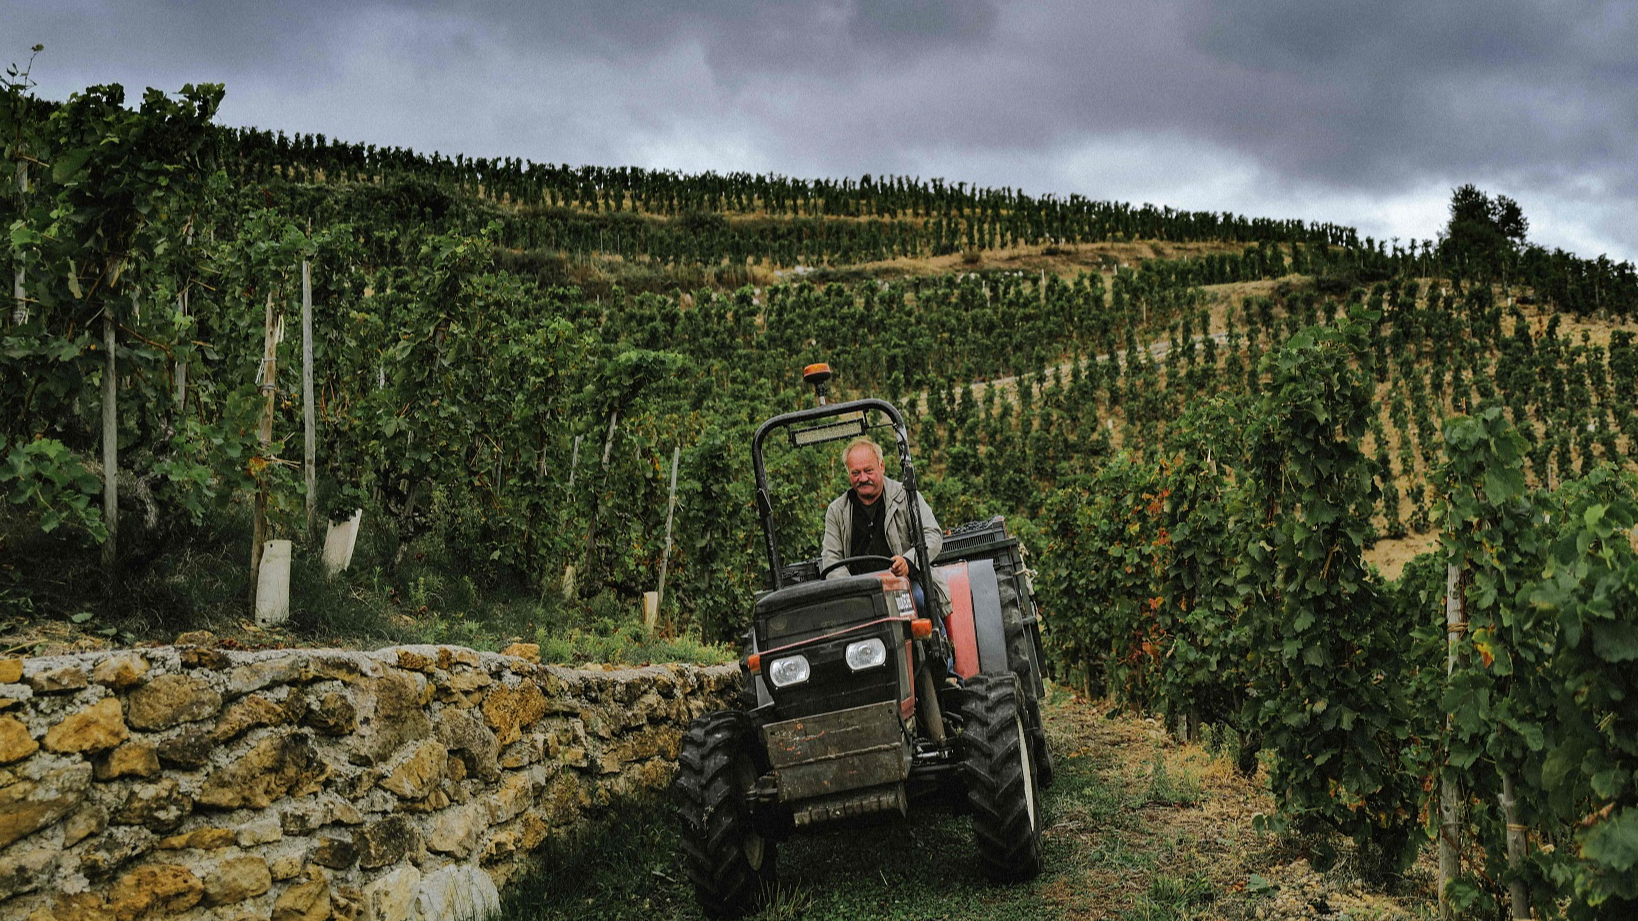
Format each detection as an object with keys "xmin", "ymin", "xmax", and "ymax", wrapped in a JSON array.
[
  {"xmin": 767, "ymin": 655, "xmax": 811, "ymax": 688},
  {"xmin": 844, "ymin": 638, "xmax": 888, "ymax": 672}
]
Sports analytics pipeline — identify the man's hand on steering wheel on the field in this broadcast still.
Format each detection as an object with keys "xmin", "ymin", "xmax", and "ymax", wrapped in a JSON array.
[
  {"xmin": 820, "ymin": 555, "xmax": 893, "ymax": 578},
  {"xmin": 819, "ymin": 554, "xmax": 913, "ymax": 579}
]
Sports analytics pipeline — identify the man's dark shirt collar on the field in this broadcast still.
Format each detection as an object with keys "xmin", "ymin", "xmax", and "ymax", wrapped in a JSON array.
[{"xmin": 848, "ymin": 488, "xmax": 890, "ymax": 562}]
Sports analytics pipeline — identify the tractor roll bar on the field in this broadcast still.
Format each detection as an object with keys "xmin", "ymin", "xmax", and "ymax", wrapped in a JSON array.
[{"xmin": 752, "ymin": 398, "xmax": 934, "ymax": 605}]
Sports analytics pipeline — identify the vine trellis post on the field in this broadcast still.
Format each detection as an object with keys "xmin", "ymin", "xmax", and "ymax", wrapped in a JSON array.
[
  {"xmin": 1440, "ymin": 562, "xmax": 1463, "ymax": 919},
  {"xmin": 173, "ymin": 232, "xmax": 191, "ymax": 414},
  {"xmin": 100, "ymin": 308, "xmax": 118, "ymax": 573},
  {"xmin": 302, "ymin": 259, "xmax": 316, "ymax": 540},
  {"xmin": 655, "ymin": 445, "xmax": 681, "ymax": 622},
  {"xmin": 11, "ymin": 160, "xmax": 24, "ymax": 325},
  {"xmin": 250, "ymin": 292, "xmax": 278, "ymax": 599}
]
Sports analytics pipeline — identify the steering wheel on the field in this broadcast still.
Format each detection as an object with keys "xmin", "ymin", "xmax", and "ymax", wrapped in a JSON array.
[{"xmin": 819, "ymin": 555, "xmax": 897, "ymax": 578}]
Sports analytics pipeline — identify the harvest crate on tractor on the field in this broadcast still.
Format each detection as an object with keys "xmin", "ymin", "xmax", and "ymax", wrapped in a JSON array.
[{"xmin": 673, "ymin": 365, "xmax": 1052, "ymax": 918}]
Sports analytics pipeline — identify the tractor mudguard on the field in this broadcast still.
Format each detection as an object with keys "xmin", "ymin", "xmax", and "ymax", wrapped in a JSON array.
[{"xmin": 936, "ymin": 559, "xmax": 1009, "ymax": 680}]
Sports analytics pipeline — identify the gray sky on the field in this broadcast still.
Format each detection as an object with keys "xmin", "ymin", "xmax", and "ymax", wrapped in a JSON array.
[{"xmin": 9, "ymin": 1, "xmax": 1636, "ymax": 263}]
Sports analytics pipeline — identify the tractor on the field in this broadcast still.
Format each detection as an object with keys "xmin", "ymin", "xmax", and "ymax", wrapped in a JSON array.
[{"xmin": 673, "ymin": 365, "xmax": 1052, "ymax": 918}]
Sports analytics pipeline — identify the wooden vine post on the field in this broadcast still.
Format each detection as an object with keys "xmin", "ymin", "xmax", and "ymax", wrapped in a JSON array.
[
  {"xmin": 302, "ymin": 259, "xmax": 316, "ymax": 540},
  {"xmin": 1500, "ymin": 774, "xmax": 1529, "ymax": 920},
  {"xmin": 655, "ymin": 445, "xmax": 681, "ymax": 625},
  {"xmin": 250, "ymin": 292, "xmax": 278, "ymax": 596},
  {"xmin": 11, "ymin": 161, "xmax": 24, "ymax": 324},
  {"xmin": 173, "ymin": 236, "xmax": 190, "ymax": 414},
  {"xmin": 100, "ymin": 308, "xmax": 118, "ymax": 572},
  {"xmin": 1440, "ymin": 562, "xmax": 1463, "ymax": 919},
  {"xmin": 577, "ymin": 406, "xmax": 621, "ymax": 594}
]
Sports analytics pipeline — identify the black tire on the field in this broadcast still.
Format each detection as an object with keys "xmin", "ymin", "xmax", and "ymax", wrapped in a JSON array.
[
  {"xmin": 997, "ymin": 576, "xmax": 1045, "ymax": 705},
  {"xmin": 1026, "ymin": 696, "xmax": 1055, "ymax": 790},
  {"xmin": 673, "ymin": 711, "xmax": 775, "ymax": 919},
  {"xmin": 957, "ymin": 673, "xmax": 1044, "ymax": 882}
]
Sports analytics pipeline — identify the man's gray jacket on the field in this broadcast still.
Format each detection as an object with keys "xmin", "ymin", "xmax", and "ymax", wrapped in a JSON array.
[{"xmin": 820, "ymin": 476, "xmax": 951, "ymax": 614}]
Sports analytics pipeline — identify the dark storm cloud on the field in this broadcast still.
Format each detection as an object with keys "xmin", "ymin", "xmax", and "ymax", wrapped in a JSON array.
[
  {"xmin": 6, "ymin": 1, "xmax": 1635, "ymax": 259},
  {"xmin": 432, "ymin": 0, "xmax": 1000, "ymax": 65},
  {"xmin": 76, "ymin": 0, "xmax": 1001, "ymax": 75},
  {"xmin": 1171, "ymin": 0, "xmax": 1638, "ymax": 186}
]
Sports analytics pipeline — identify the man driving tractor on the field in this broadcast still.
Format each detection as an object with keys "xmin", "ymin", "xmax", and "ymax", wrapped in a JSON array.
[
  {"xmin": 674, "ymin": 381, "xmax": 1048, "ymax": 919},
  {"xmin": 820, "ymin": 436, "xmax": 951, "ymax": 617}
]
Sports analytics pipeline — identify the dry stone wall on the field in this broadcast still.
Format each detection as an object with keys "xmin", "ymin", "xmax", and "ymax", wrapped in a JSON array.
[{"xmin": 0, "ymin": 643, "xmax": 738, "ymax": 921}]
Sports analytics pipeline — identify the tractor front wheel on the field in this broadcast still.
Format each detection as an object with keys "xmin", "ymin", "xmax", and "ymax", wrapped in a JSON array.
[
  {"xmin": 673, "ymin": 710, "xmax": 775, "ymax": 918},
  {"xmin": 957, "ymin": 673, "xmax": 1044, "ymax": 882}
]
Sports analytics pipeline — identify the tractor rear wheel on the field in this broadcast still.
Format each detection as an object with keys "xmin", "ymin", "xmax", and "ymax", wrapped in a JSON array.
[
  {"xmin": 674, "ymin": 710, "xmax": 775, "ymax": 918},
  {"xmin": 957, "ymin": 673, "xmax": 1043, "ymax": 882},
  {"xmin": 1027, "ymin": 695, "xmax": 1056, "ymax": 790}
]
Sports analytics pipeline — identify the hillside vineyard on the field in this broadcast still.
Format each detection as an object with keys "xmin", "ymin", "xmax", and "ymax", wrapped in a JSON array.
[{"xmin": 4, "ymin": 81, "xmax": 1637, "ymax": 918}]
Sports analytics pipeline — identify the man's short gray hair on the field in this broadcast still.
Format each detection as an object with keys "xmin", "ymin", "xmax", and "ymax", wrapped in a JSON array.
[{"xmin": 842, "ymin": 436, "xmax": 884, "ymax": 467}]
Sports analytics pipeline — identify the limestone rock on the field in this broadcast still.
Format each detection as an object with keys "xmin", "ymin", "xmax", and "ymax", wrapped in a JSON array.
[
  {"xmin": 480, "ymin": 830, "xmax": 517, "ymax": 866},
  {"xmin": 400, "ymin": 788, "xmax": 451, "ymax": 814},
  {"xmin": 198, "ymin": 733, "xmax": 328, "ymax": 810},
  {"xmin": 0, "ymin": 838, "xmax": 56, "ymax": 900},
  {"xmin": 442, "ymin": 669, "xmax": 493, "ymax": 696},
  {"xmin": 95, "ymin": 742, "xmax": 161, "ymax": 781},
  {"xmin": 90, "ymin": 655, "xmax": 149, "ymax": 690},
  {"xmin": 0, "ymin": 715, "xmax": 38, "ymax": 764},
  {"xmin": 25, "ymin": 664, "xmax": 88, "ymax": 694},
  {"xmin": 434, "ymin": 708, "xmax": 499, "ymax": 781},
  {"xmin": 311, "ymin": 834, "xmax": 358, "ymax": 870},
  {"xmin": 154, "ymin": 732, "xmax": 215, "ymax": 769},
  {"xmin": 355, "ymin": 814, "xmax": 421, "ymax": 869},
  {"xmin": 481, "ymin": 682, "xmax": 548, "ymax": 747},
  {"xmin": 304, "ymin": 653, "xmax": 376, "ymax": 684},
  {"xmin": 393, "ymin": 649, "xmax": 435, "ymax": 672},
  {"xmin": 0, "ymin": 757, "xmax": 92, "ymax": 849},
  {"xmin": 236, "ymin": 814, "xmax": 283, "ymax": 847},
  {"xmin": 213, "ymin": 692, "xmax": 299, "ymax": 743},
  {"xmin": 609, "ymin": 726, "xmax": 670, "ymax": 765},
  {"xmin": 156, "ymin": 826, "xmax": 235, "ymax": 850},
  {"xmin": 203, "ymin": 854, "xmax": 272, "ymax": 906},
  {"xmin": 350, "ymin": 672, "xmax": 431, "ymax": 763},
  {"xmin": 73, "ymin": 823, "xmax": 155, "ymax": 879},
  {"xmin": 172, "ymin": 630, "xmax": 218, "ymax": 647},
  {"xmin": 280, "ymin": 799, "xmax": 329, "ymax": 836},
  {"xmin": 379, "ymin": 739, "xmax": 446, "ymax": 801},
  {"xmin": 426, "ymin": 803, "xmax": 483, "ymax": 858},
  {"xmin": 331, "ymin": 884, "xmax": 363, "ymax": 921},
  {"xmin": 0, "ymin": 659, "xmax": 21, "ymax": 684},
  {"xmin": 362, "ymin": 865, "xmax": 418, "ymax": 921},
  {"xmin": 127, "ymin": 673, "xmax": 222, "ymax": 731},
  {"xmin": 499, "ymin": 642, "xmax": 540, "ymax": 663},
  {"xmin": 271, "ymin": 869, "xmax": 330, "ymax": 921},
  {"xmin": 517, "ymin": 811, "xmax": 550, "ymax": 852},
  {"xmin": 489, "ymin": 770, "xmax": 535, "ymax": 825},
  {"xmin": 415, "ymin": 865, "xmax": 500, "ymax": 921},
  {"xmin": 44, "ymin": 698, "xmax": 128, "ymax": 754},
  {"xmin": 302, "ymin": 688, "xmax": 357, "ymax": 736},
  {"xmin": 177, "ymin": 646, "xmax": 230, "ymax": 670},
  {"xmin": 499, "ymin": 735, "xmax": 544, "ymax": 770},
  {"xmin": 48, "ymin": 892, "xmax": 113, "ymax": 921},
  {"xmin": 63, "ymin": 801, "xmax": 108, "ymax": 847},
  {"xmin": 541, "ymin": 775, "xmax": 589, "ymax": 827},
  {"xmin": 108, "ymin": 863, "xmax": 204, "ymax": 919},
  {"xmin": 269, "ymin": 848, "xmax": 304, "ymax": 881},
  {"xmin": 112, "ymin": 778, "xmax": 192, "ymax": 833},
  {"xmin": 224, "ymin": 657, "xmax": 306, "ymax": 698},
  {"xmin": 327, "ymin": 795, "xmax": 364, "ymax": 825}
]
